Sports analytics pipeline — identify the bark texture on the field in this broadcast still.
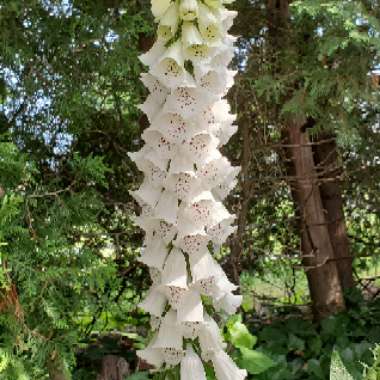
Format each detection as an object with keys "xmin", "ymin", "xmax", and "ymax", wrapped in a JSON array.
[
  {"xmin": 313, "ymin": 135, "xmax": 354, "ymax": 290},
  {"xmin": 96, "ymin": 355, "xmax": 130, "ymax": 380},
  {"xmin": 284, "ymin": 120, "xmax": 346, "ymax": 318}
]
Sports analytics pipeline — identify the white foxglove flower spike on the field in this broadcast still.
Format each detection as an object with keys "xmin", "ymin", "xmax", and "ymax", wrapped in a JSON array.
[{"xmin": 130, "ymin": 1, "xmax": 246, "ymax": 379}]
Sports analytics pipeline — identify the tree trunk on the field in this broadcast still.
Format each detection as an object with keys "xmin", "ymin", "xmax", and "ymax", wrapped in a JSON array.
[
  {"xmin": 96, "ymin": 355, "xmax": 130, "ymax": 380},
  {"xmin": 313, "ymin": 135, "xmax": 354, "ymax": 290},
  {"xmin": 284, "ymin": 120, "xmax": 346, "ymax": 319}
]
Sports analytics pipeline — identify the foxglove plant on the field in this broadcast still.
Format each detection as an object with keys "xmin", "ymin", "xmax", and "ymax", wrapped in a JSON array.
[{"xmin": 129, "ymin": 0, "xmax": 246, "ymax": 378}]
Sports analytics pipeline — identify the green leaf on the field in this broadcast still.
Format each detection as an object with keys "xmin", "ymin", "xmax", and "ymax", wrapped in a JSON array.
[
  {"xmin": 288, "ymin": 334, "xmax": 305, "ymax": 352},
  {"xmin": 125, "ymin": 372, "xmax": 150, "ymax": 380},
  {"xmin": 330, "ymin": 350, "xmax": 354, "ymax": 380},
  {"xmin": 309, "ymin": 336, "xmax": 322, "ymax": 355},
  {"xmin": 308, "ymin": 359, "xmax": 325, "ymax": 379},
  {"xmin": 227, "ymin": 320, "xmax": 257, "ymax": 349},
  {"xmin": 204, "ymin": 362, "xmax": 216, "ymax": 380},
  {"xmin": 238, "ymin": 348, "xmax": 275, "ymax": 375}
]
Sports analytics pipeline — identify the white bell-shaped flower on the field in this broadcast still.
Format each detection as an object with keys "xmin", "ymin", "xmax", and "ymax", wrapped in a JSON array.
[
  {"xmin": 160, "ymin": 248, "xmax": 188, "ymax": 308},
  {"xmin": 217, "ymin": 8, "xmax": 238, "ymax": 32},
  {"xmin": 211, "ymin": 350, "xmax": 247, "ymax": 380},
  {"xmin": 129, "ymin": 145, "xmax": 169, "ymax": 174},
  {"xmin": 213, "ymin": 174, "xmax": 239, "ymax": 201},
  {"xmin": 157, "ymin": 3, "xmax": 179, "ymax": 41},
  {"xmin": 154, "ymin": 190, "xmax": 179, "ymax": 224},
  {"xmin": 214, "ymin": 293, "xmax": 243, "ymax": 315},
  {"xmin": 190, "ymin": 249, "xmax": 238, "ymax": 299},
  {"xmin": 175, "ymin": 233, "xmax": 210, "ymax": 256},
  {"xmin": 180, "ymin": 346, "xmax": 207, "ymax": 380},
  {"xmin": 150, "ymin": 112, "xmax": 200, "ymax": 144},
  {"xmin": 179, "ymin": 0, "xmax": 198, "ymax": 21},
  {"xmin": 149, "ymin": 267, "xmax": 162, "ymax": 285},
  {"xmin": 203, "ymin": 0, "xmax": 222, "ymax": 9},
  {"xmin": 151, "ymin": 0, "xmax": 172, "ymax": 19},
  {"xmin": 151, "ymin": 40, "xmax": 195, "ymax": 89},
  {"xmin": 130, "ymin": 180, "xmax": 161, "ymax": 208},
  {"xmin": 165, "ymin": 286, "xmax": 188, "ymax": 309},
  {"xmin": 189, "ymin": 250, "xmax": 229, "ymax": 294},
  {"xmin": 199, "ymin": 314, "xmax": 226, "ymax": 362},
  {"xmin": 195, "ymin": 68, "xmax": 236, "ymax": 96},
  {"xmin": 140, "ymin": 73, "xmax": 169, "ymax": 103},
  {"xmin": 140, "ymin": 203, "xmax": 154, "ymax": 218},
  {"xmin": 198, "ymin": 3, "xmax": 222, "ymax": 44},
  {"xmin": 137, "ymin": 333, "xmax": 164, "ymax": 369},
  {"xmin": 139, "ymin": 39, "xmax": 166, "ymax": 67},
  {"xmin": 169, "ymin": 148, "xmax": 197, "ymax": 174},
  {"xmin": 151, "ymin": 315, "xmax": 162, "ymax": 331},
  {"xmin": 164, "ymin": 87, "xmax": 217, "ymax": 120},
  {"xmin": 138, "ymin": 93, "xmax": 165, "ymax": 122},
  {"xmin": 139, "ymin": 284, "xmax": 167, "ymax": 317},
  {"xmin": 177, "ymin": 288, "xmax": 204, "ymax": 323},
  {"xmin": 212, "ymin": 99, "xmax": 237, "ymax": 125},
  {"xmin": 210, "ymin": 122, "xmax": 238, "ymax": 148},
  {"xmin": 139, "ymin": 236, "xmax": 168, "ymax": 270},
  {"xmin": 135, "ymin": 217, "xmax": 177, "ymax": 244},
  {"xmin": 207, "ymin": 218, "xmax": 237, "ymax": 245},
  {"xmin": 165, "ymin": 172, "xmax": 202, "ymax": 202},
  {"xmin": 182, "ymin": 191, "xmax": 231, "ymax": 229},
  {"xmin": 197, "ymin": 69, "xmax": 228, "ymax": 95},
  {"xmin": 190, "ymin": 249, "xmax": 218, "ymax": 281},
  {"xmin": 175, "ymin": 211, "xmax": 206, "ymax": 239},
  {"xmin": 154, "ymin": 220, "xmax": 177, "ymax": 244},
  {"xmin": 143, "ymin": 162, "xmax": 167, "ymax": 187},
  {"xmin": 153, "ymin": 309, "xmax": 185, "ymax": 366},
  {"xmin": 198, "ymin": 157, "xmax": 237, "ymax": 189},
  {"xmin": 183, "ymin": 133, "xmax": 221, "ymax": 166},
  {"xmin": 212, "ymin": 274, "xmax": 239, "ymax": 300},
  {"xmin": 181, "ymin": 320, "xmax": 202, "ymax": 339},
  {"xmin": 182, "ymin": 22, "xmax": 211, "ymax": 63},
  {"xmin": 142, "ymin": 130, "xmax": 176, "ymax": 161},
  {"xmin": 210, "ymin": 40, "xmax": 236, "ymax": 68},
  {"xmin": 161, "ymin": 248, "xmax": 188, "ymax": 288},
  {"xmin": 196, "ymin": 102, "xmax": 236, "ymax": 139}
]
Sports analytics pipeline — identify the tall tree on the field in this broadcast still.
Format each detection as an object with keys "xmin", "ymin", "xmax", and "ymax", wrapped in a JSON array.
[{"xmin": 231, "ymin": 0, "xmax": 380, "ymax": 318}]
